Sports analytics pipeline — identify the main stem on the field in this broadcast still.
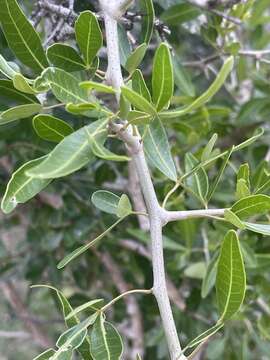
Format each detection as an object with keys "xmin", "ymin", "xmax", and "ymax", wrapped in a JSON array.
[{"xmin": 100, "ymin": 1, "xmax": 186, "ymax": 359}]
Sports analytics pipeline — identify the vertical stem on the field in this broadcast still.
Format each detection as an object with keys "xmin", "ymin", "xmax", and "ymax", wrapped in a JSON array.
[{"xmin": 100, "ymin": 1, "xmax": 186, "ymax": 358}]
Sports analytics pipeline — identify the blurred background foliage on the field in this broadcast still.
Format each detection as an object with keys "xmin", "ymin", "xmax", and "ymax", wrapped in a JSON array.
[{"xmin": 0, "ymin": 0, "xmax": 270, "ymax": 359}]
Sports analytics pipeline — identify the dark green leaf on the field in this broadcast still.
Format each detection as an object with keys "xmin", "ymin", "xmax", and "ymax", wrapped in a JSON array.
[
  {"xmin": 0, "ymin": 79, "xmax": 37, "ymax": 104},
  {"xmin": 139, "ymin": 0, "xmax": 154, "ymax": 44},
  {"xmin": 0, "ymin": 0, "xmax": 48, "ymax": 72},
  {"xmin": 91, "ymin": 190, "xmax": 120, "ymax": 215},
  {"xmin": 33, "ymin": 114, "xmax": 74, "ymax": 143},
  {"xmin": 47, "ymin": 44, "xmax": 86, "ymax": 72}
]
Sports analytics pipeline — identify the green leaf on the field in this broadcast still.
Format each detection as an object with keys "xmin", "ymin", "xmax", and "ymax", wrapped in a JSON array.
[
  {"xmin": 127, "ymin": 110, "xmax": 152, "ymax": 125},
  {"xmin": 32, "ymin": 285, "xmax": 92, "ymax": 360},
  {"xmin": 27, "ymin": 118, "xmax": 107, "ymax": 179},
  {"xmin": 159, "ymin": 56, "xmax": 234, "ymax": 119},
  {"xmin": 66, "ymin": 102, "xmax": 99, "ymax": 114},
  {"xmin": 237, "ymin": 163, "xmax": 250, "ymax": 186},
  {"xmin": 1, "ymin": 156, "xmax": 51, "ymax": 214},
  {"xmin": 47, "ymin": 44, "xmax": 86, "ymax": 72},
  {"xmin": 0, "ymin": 79, "xmax": 37, "ymax": 104},
  {"xmin": 118, "ymin": 24, "xmax": 132, "ymax": 66},
  {"xmin": 75, "ymin": 11, "xmax": 102, "ymax": 68},
  {"xmin": 33, "ymin": 115, "xmax": 74, "ymax": 143},
  {"xmin": 125, "ymin": 43, "xmax": 147, "ymax": 74},
  {"xmin": 116, "ymin": 194, "xmax": 132, "ymax": 218},
  {"xmin": 121, "ymin": 86, "xmax": 156, "ymax": 115},
  {"xmin": 66, "ymin": 299, "xmax": 104, "ymax": 320},
  {"xmin": 0, "ymin": 103, "xmax": 42, "ymax": 125},
  {"xmin": 236, "ymin": 179, "xmax": 250, "ymax": 200},
  {"xmin": 0, "ymin": 54, "xmax": 18, "ymax": 79},
  {"xmin": 91, "ymin": 190, "xmax": 121, "ymax": 215},
  {"xmin": 201, "ymin": 252, "xmax": 219, "ymax": 298},
  {"xmin": 231, "ymin": 194, "xmax": 270, "ymax": 219},
  {"xmin": 183, "ymin": 323, "xmax": 224, "ymax": 354},
  {"xmin": 80, "ymin": 81, "xmax": 116, "ymax": 94},
  {"xmin": 144, "ymin": 117, "xmax": 177, "ymax": 181},
  {"xmin": 184, "ymin": 262, "xmax": 206, "ymax": 280},
  {"xmin": 201, "ymin": 133, "xmax": 218, "ymax": 162},
  {"xmin": 243, "ymin": 222, "xmax": 270, "ymax": 236},
  {"xmin": 132, "ymin": 69, "xmax": 151, "ymax": 102},
  {"xmin": 13, "ymin": 73, "xmax": 36, "ymax": 95},
  {"xmin": 224, "ymin": 209, "xmax": 246, "ymax": 230},
  {"xmin": 50, "ymin": 314, "xmax": 98, "ymax": 360},
  {"xmin": 207, "ymin": 146, "xmax": 233, "ymax": 202},
  {"xmin": 173, "ymin": 56, "xmax": 195, "ymax": 97},
  {"xmin": 41, "ymin": 68, "xmax": 89, "ymax": 104},
  {"xmin": 152, "ymin": 43, "xmax": 174, "ymax": 112},
  {"xmin": 216, "ymin": 230, "xmax": 246, "ymax": 322},
  {"xmin": 56, "ymin": 326, "xmax": 87, "ymax": 350},
  {"xmin": 57, "ymin": 217, "xmax": 124, "ymax": 269},
  {"xmin": 139, "ymin": 0, "xmax": 154, "ymax": 44},
  {"xmin": 0, "ymin": 0, "xmax": 48, "ymax": 72},
  {"xmin": 161, "ymin": 3, "xmax": 200, "ymax": 25},
  {"xmin": 185, "ymin": 153, "xmax": 209, "ymax": 206},
  {"xmin": 90, "ymin": 315, "xmax": 123, "ymax": 360},
  {"xmin": 33, "ymin": 349, "xmax": 56, "ymax": 360}
]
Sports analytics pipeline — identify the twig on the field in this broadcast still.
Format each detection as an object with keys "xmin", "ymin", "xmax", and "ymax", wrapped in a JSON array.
[
  {"xmin": 161, "ymin": 208, "xmax": 226, "ymax": 225},
  {"xmin": 95, "ymin": 251, "xmax": 146, "ymax": 359}
]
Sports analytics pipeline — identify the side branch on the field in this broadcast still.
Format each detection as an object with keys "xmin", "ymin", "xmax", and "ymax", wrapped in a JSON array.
[{"xmin": 161, "ymin": 208, "xmax": 226, "ymax": 225}]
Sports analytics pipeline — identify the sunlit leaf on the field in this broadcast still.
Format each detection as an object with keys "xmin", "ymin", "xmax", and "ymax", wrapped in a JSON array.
[
  {"xmin": 116, "ymin": 194, "xmax": 133, "ymax": 218},
  {"xmin": 231, "ymin": 194, "xmax": 270, "ymax": 219},
  {"xmin": 0, "ymin": 103, "xmax": 42, "ymax": 125},
  {"xmin": 121, "ymin": 86, "xmax": 156, "ymax": 115}
]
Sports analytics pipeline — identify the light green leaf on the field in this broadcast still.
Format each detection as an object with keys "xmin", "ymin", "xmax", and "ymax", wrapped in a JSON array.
[
  {"xmin": 56, "ymin": 326, "xmax": 87, "ymax": 350},
  {"xmin": 152, "ymin": 43, "xmax": 174, "ymax": 111},
  {"xmin": 216, "ymin": 230, "xmax": 246, "ymax": 322},
  {"xmin": 132, "ymin": 69, "xmax": 151, "ymax": 102},
  {"xmin": 47, "ymin": 43, "xmax": 86, "ymax": 72},
  {"xmin": 159, "ymin": 57, "xmax": 234, "ymax": 119},
  {"xmin": 184, "ymin": 262, "xmax": 206, "ymax": 280},
  {"xmin": 50, "ymin": 314, "xmax": 98, "ymax": 360},
  {"xmin": 231, "ymin": 194, "xmax": 270, "ymax": 219},
  {"xmin": 0, "ymin": 55, "xmax": 18, "ymax": 79},
  {"xmin": 243, "ymin": 222, "xmax": 270, "ymax": 236},
  {"xmin": 121, "ymin": 86, "xmax": 156, "ymax": 115},
  {"xmin": 144, "ymin": 117, "xmax": 177, "ymax": 181},
  {"xmin": 27, "ymin": 118, "xmax": 107, "ymax": 179},
  {"xmin": 66, "ymin": 299, "xmax": 104, "ymax": 320},
  {"xmin": 13, "ymin": 73, "xmax": 36, "ymax": 95},
  {"xmin": 237, "ymin": 163, "xmax": 250, "ymax": 187},
  {"xmin": 90, "ymin": 315, "xmax": 123, "ymax": 360},
  {"xmin": 127, "ymin": 110, "xmax": 152, "ymax": 125},
  {"xmin": 33, "ymin": 349, "xmax": 56, "ymax": 360},
  {"xmin": 0, "ymin": 79, "xmax": 37, "ymax": 104},
  {"xmin": 33, "ymin": 115, "xmax": 74, "ymax": 143},
  {"xmin": 161, "ymin": 3, "xmax": 199, "ymax": 25},
  {"xmin": 91, "ymin": 190, "xmax": 121, "ymax": 215},
  {"xmin": 201, "ymin": 133, "xmax": 218, "ymax": 162},
  {"xmin": 125, "ymin": 43, "xmax": 147, "ymax": 74},
  {"xmin": 0, "ymin": 0, "xmax": 48, "ymax": 72},
  {"xmin": 201, "ymin": 252, "xmax": 219, "ymax": 298},
  {"xmin": 32, "ymin": 285, "xmax": 92, "ymax": 360},
  {"xmin": 185, "ymin": 153, "xmax": 209, "ymax": 206},
  {"xmin": 90, "ymin": 140, "xmax": 130, "ymax": 162},
  {"xmin": 1, "ymin": 156, "xmax": 51, "ymax": 214},
  {"xmin": 41, "ymin": 67, "xmax": 89, "ymax": 104},
  {"xmin": 57, "ymin": 217, "xmax": 125, "ymax": 269},
  {"xmin": 236, "ymin": 179, "xmax": 250, "ymax": 200},
  {"xmin": 80, "ymin": 81, "xmax": 115, "ymax": 94},
  {"xmin": 116, "ymin": 194, "xmax": 132, "ymax": 218},
  {"xmin": 224, "ymin": 209, "xmax": 246, "ymax": 230},
  {"xmin": 66, "ymin": 102, "xmax": 99, "ymax": 114},
  {"xmin": 139, "ymin": 0, "xmax": 154, "ymax": 44},
  {"xmin": 0, "ymin": 103, "xmax": 42, "ymax": 125},
  {"xmin": 75, "ymin": 11, "xmax": 102, "ymax": 68}
]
